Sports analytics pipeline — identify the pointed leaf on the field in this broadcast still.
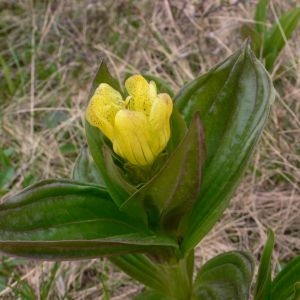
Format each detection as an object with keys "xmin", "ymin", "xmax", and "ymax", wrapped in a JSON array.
[
  {"xmin": 254, "ymin": 229, "xmax": 275, "ymax": 300},
  {"xmin": 177, "ymin": 45, "xmax": 274, "ymax": 252},
  {"xmin": 264, "ymin": 7, "xmax": 300, "ymax": 70},
  {"xmin": 240, "ymin": 24, "xmax": 263, "ymax": 55},
  {"xmin": 0, "ymin": 180, "xmax": 177, "ymax": 260},
  {"xmin": 88, "ymin": 59, "xmax": 122, "ymax": 99},
  {"xmin": 175, "ymin": 47, "xmax": 242, "ymax": 126},
  {"xmin": 121, "ymin": 113, "xmax": 204, "ymax": 233},
  {"xmin": 192, "ymin": 251, "xmax": 254, "ymax": 300},
  {"xmin": 142, "ymin": 73, "xmax": 174, "ymax": 97},
  {"xmin": 85, "ymin": 61, "xmax": 137, "ymax": 206},
  {"xmin": 72, "ymin": 145, "xmax": 106, "ymax": 187},
  {"xmin": 271, "ymin": 256, "xmax": 300, "ymax": 300},
  {"xmin": 255, "ymin": 0, "xmax": 269, "ymax": 35}
]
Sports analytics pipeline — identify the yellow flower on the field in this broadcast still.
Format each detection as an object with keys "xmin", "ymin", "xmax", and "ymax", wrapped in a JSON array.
[{"xmin": 86, "ymin": 74, "xmax": 173, "ymax": 166}]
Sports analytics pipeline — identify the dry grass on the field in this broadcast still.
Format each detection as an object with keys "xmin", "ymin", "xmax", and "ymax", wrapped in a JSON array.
[{"xmin": 0, "ymin": 0, "xmax": 299, "ymax": 298}]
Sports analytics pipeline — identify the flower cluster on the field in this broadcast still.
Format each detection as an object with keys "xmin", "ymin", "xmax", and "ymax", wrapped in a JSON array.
[{"xmin": 86, "ymin": 75, "xmax": 173, "ymax": 166}]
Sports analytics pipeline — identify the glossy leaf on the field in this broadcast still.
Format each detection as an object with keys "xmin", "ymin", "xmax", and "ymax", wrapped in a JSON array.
[
  {"xmin": 72, "ymin": 145, "xmax": 105, "ymax": 187},
  {"xmin": 175, "ymin": 47, "xmax": 242, "ymax": 126},
  {"xmin": 263, "ymin": 7, "xmax": 300, "ymax": 70},
  {"xmin": 271, "ymin": 256, "xmax": 300, "ymax": 300},
  {"xmin": 254, "ymin": 229, "xmax": 275, "ymax": 300},
  {"xmin": 0, "ymin": 180, "xmax": 177, "ymax": 259},
  {"xmin": 176, "ymin": 44, "xmax": 274, "ymax": 252},
  {"xmin": 121, "ymin": 113, "xmax": 204, "ymax": 233},
  {"xmin": 192, "ymin": 251, "xmax": 254, "ymax": 300},
  {"xmin": 85, "ymin": 61, "xmax": 137, "ymax": 206}
]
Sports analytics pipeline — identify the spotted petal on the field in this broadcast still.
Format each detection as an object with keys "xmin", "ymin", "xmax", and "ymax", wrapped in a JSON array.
[
  {"xmin": 86, "ymin": 83, "xmax": 124, "ymax": 141},
  {"xmin": 125, "ymin": 75, "xmax": 154, "ymax": 115}
]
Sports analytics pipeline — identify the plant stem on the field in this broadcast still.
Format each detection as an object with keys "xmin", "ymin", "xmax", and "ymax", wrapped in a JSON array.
[
  {"xmin": 111, "ymin": 251, "xmax": 194, "ymax": 300},
  {"xmin": 159, "ymin": 254, "xmax": 194, "ymax": 300}
]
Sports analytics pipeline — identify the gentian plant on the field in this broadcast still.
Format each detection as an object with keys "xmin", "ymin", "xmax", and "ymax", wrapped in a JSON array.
[{"xmin": 1, "ymin": 43, "xmax": 299, "ymax": 299}]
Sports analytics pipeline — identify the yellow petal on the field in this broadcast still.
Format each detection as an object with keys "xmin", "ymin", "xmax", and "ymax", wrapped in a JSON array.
[
  {"xmin": 149, "ymin": 93, "xmax": 173, "ymax": 151},
  {"xmin": 149, "ymin": 80, "xmax": 157, "ymax": 101},
  {"xmin": 125, "ymin": 75, "xmax": 152, "ymax": 115},
  {"xmin": 85, "ymin": 83, "xmax": 124, "ymax": 141},
  {"xmin": 113, "ymin": 110, "xmax": 158, "ymax": 166}
]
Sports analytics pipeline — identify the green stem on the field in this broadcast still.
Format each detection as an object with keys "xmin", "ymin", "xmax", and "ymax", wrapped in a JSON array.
[
  {"xmin": 160, "ymin": 253, "xmax": 194, "ymax": 300},
  {"xmin": 110, "ymin": 251, "xmax": 194, "ymax": 300}
]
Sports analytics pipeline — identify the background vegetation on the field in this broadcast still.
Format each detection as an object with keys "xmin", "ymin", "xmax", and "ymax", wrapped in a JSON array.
[{"xmin": 0, "ymin": 0, "xmax": 299, "ymax": 299}]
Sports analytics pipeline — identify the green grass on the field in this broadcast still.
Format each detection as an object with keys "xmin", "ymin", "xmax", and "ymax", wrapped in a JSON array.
[{"xmin": 0, "ymin": 0, "xmax": 299, "ymax": 298}]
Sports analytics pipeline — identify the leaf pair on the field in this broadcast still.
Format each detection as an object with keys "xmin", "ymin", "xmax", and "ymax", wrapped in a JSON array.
[{"xmin": 0, "ymin": 180, "xmax": 177, "ymax": 260}]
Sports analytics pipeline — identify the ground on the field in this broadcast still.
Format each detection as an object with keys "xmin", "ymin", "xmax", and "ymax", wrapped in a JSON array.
[{"xmin": 0, "ymin": 0, "xmax": 299, "ymax": 299}]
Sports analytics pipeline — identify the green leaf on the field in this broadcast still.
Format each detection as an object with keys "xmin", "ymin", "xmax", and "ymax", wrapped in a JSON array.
[
  {"xmin": 175, "ymin": 47, "xmax": 242, "ymax": 126},
  {"xmin": 134, "ymin": 289, "xmax": 172, "ymax": 300},
  {"xmin": 142, "ymin": 73, "xmax": 174, "ymax": 97},
  {"xmin": 121, "ymin": 113, "xmax": 204, "ymax": 233},
  {"xmin": 72, "ymin": 145, "xmax": 106, "ymax": 187},
  {"xmin": 192, "ymin": 251, "xmax": 254, "ymax": 300},
  {"xmin": 293, "ymin": 282, "xmax": 300, "ymax": 300},
  {"xmin": 271, "ymin": 256, "xmax": 300, "ymax": 300},
  {"xmin": 253, "ymin": 229, "xmax": 275, "ymax": 300},
  {"xmin": 176, "ymin": 44, "xmax": 274, "ymax": 253},
  {"xmin": 0, "ymin": 180, "xmax": 177, "ymax": 260},
  {"xmin": 254, "ymin": 0, "xmax": 269, "ymax": 35},
  {"xmin": 0, "ymin": 148, "xmax": 16, "ymax": 194},
  {"xmin": 167, "ymin": 106, "xmax": 188, "ymax": 154},
  {"xmin": 263, "ymin": 7, "xmax": 300, "ymax": 70},
  {"xmin": 88, "ymin": 59, "xmax": 122, "ymax": 99},
  {"xmin": 41, "ymin": 262, "xmax": 60, "ymax": 300},
  {"xmin": 85, "ymin": 61, "xmax": 137, "ymax": 206},
  {"xmin": 240, "ymin": 25, "xmax": 263, "ymax": 55}
]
